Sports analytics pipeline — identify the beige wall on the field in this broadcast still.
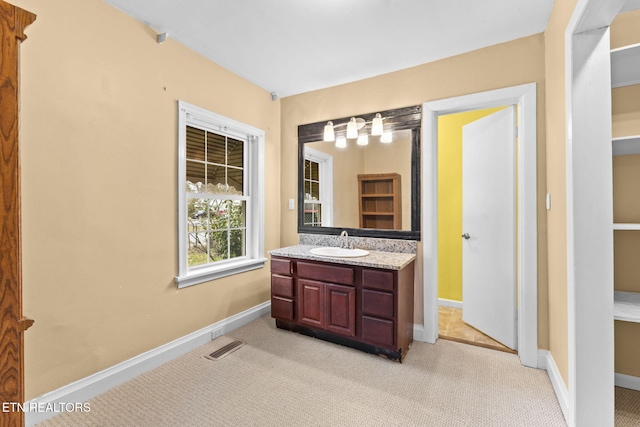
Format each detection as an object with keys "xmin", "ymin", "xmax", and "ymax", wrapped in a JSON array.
[
  {"xmin": 280, "ymin": 34, "xmax": 548, "ymax": 336},
  {"xmin": 611, "ymin": 9, "xmax": 640, "ymax": 378},
  {"xmin": 304, "ymin": 130, "xmax": 412, "ymax": 229},
  {"xmin": 542, "ymin": 0, "xmax": 578, "ymax": 388},
  {"xmin": 19, "ymin": 0, "xmax": 634, "ymax": 402},
  {"xmin": 15, "ymin": 0, "xmax": 281, "ymax": 399},
  {"xmin": 305, "ymin": 141, "xmax": 363, "ymax": 228}
]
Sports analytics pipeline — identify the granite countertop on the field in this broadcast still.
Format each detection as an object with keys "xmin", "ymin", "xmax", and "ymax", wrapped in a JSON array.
[{"xmin": 269, "ymin": 244, "xmax": 416, "ymax": 270}]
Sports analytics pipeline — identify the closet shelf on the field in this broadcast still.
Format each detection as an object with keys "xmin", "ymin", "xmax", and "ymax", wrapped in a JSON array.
[
  {"xmin": 614, "ymin": 291, "xmax": 640, "ymax": 323},
  {"xmin": 612, "ymin": 135, "xmax": 640, "ymax": 156},
  {"xmin": 613, "ymin": 223, "xmax": 640, "ymax": 230},
  {"xmin": 611, "ymin": 43, "xmax": 640, "ymax": 88}
]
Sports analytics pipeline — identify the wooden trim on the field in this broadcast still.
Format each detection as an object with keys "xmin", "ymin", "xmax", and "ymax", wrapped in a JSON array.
[
  {"xmin": 0, "ymin": 2, "xmax": 35, "ymax": 426},
  {"xmin": 14, "ymin": 6, "xmax": 36, "ymax": 41}
]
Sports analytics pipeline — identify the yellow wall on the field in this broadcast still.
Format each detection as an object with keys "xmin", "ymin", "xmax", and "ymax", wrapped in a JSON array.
[
  {"xmin": 14, "ymin": 0, "xmax": 281, "ymax": 399},
  {"xmin": 611, "ymin": 9, "xmax": 640, "ymax": 378},
  {"xmin": 280, "ymin": 34, "xmax": 548, "ymax": 335},
  {"xmin": 437, "ymin": 108, "xmax": 506, "ymax": 302}
]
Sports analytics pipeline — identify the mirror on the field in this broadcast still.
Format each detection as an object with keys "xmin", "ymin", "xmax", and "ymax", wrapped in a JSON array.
[{"xmin": 298, "ymin": 105, "xmax": 421, "ymax": 240}]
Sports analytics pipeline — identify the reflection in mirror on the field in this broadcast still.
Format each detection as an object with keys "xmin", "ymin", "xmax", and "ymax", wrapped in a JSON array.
[
  {"xmin": 298, "ymin": 105, "xmax": 421, "ymax": 240},
  {"xmin": 304, "ymin": 129, "xmax": 412, "ymax": 231}
]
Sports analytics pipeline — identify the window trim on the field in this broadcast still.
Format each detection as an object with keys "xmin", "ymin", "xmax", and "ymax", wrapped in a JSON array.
[
  {"xmin": 304, "ymin": 147, "xmax": 333, "ymax": 227},
  {"xmin": 175, "ymin": 101, "xmax": 266, "ymax": 288}
]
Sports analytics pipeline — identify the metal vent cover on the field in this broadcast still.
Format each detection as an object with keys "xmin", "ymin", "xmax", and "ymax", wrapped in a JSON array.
[{"xmin": 205, "ymin": 340, "xmax": 245, "ymax": 361}]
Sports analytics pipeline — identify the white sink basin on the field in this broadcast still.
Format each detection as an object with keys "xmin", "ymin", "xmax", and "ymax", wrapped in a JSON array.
[{"xmin": 309, "ymin": 247, "xmax": 369, "ymax": 258}]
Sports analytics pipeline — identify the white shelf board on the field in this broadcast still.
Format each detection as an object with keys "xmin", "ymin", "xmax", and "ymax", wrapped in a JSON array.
[
  {"xmin": 614, "ymin": 291, "xmax": 640, "ymax": 323},
  {"xmin": 611, "ymin": 43, "xmax": 640, "ymax": 88},
  {"xmin": 612, "ymin": 135, "xmax": 640, "ymax": 156},
  {"xmin": 613, "ymin": 223, "xmax": 640, "ymax": 230}
]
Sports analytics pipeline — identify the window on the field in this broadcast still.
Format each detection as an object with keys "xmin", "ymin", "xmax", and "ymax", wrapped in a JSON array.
[
  {"xmin": 303, "ymin": 147, "xmax": 333, "ymax": 227},
  {"xmin": 175, "ymin": 101, "xmax": 266, "ymax": 288},
  {"xmin": 303, "ymin": 158, "xmax": 322, "ymax": 226}
]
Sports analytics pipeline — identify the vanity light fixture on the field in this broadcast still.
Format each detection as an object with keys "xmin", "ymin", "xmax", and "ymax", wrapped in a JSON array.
[
  {"xmin": 371, "ymin": 113, "xmax": 383, "ymax": 136},
  {"xmin": 323, "ymin": 121, "xmax": 335, "ymax": 142},
  {"xmin": 324, "ymin": 114, "xmax": 386, "ymax": 143}
]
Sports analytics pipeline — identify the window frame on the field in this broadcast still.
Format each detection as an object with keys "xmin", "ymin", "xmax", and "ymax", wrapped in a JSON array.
[
  {"xmin": 303, "ymin": 146, "xmax": 333, "ymax": 227},
  {"xmin": 175, "ymin": 101, "xmax": 266, "ymax": 288}
]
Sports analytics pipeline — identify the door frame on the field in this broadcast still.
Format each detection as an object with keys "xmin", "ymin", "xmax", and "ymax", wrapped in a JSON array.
[
  {"xmin": 565, "ymin": 0, "xmax": 626, "ymax": 425},
  {"xmin": 421, "ymin": 83, "xmax": 538, "ymax": 368}
]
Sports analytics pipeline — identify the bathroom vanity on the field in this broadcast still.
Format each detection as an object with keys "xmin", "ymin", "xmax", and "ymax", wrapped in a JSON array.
[{"xmin": 269, "ymin": 245, "xmax": 415, "ymax": 361}]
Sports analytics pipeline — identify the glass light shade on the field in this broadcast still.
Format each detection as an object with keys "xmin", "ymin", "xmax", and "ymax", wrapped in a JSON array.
[
  {"xmin": 380, "ymin": 131, "xmax": 393, "ymax": 143},
  {"xmin": 335, "ymin": 137, "xmax": 347, "ymax": 148},
  {"xmin": 323, "ymin": 121, "xmax": 335, "ymax": 141},
  {"xmin": 357, "ymin": 134, "xmax": 368, "ymax": 146},
  {"xmin": 371, "ymin": 113, "xmax": 383, "ymax": 136},
  {"xmin": 346, "ymin": 117, "xmax": 358, "ymax": 139}
]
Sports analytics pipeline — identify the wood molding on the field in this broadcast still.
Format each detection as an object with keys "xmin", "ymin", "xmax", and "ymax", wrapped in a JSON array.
[{"xmin": 0, "ymin": 1, "xmax": 35, "ymax": 426}]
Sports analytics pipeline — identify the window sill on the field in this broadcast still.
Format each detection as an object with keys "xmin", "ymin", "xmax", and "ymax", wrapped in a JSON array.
[{"xmin": 175, "ymin": 257, "xmax": 267, "ymax": 289}]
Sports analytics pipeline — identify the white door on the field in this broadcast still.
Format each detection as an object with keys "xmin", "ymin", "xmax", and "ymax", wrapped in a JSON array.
[{"xmin": 461, "ymin": 106, "xmax": 517, "ymax": 350}]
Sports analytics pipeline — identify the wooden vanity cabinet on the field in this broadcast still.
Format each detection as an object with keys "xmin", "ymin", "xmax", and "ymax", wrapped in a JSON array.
[
  {"xmin": 270, "ymin": 258, "xmax": 295, "ymax": 321},
  {"xmin": 270, "ymin": 256, "xmax": 414, "ymax": 361}
]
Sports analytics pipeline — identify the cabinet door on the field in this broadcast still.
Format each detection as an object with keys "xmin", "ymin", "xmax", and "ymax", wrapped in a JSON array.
[
  {"xmin": 298, "ymin": 279, "xmax": 325, "ymax": 329},
  {"xmin": 325, "ymin": 284, "xmax": 356, "ymax": 337}
]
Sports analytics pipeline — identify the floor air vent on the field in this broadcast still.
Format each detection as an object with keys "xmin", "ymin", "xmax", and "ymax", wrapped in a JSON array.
[{"xmin": 205, "ymin": 340, "xmax": 245, "ymax": 361}]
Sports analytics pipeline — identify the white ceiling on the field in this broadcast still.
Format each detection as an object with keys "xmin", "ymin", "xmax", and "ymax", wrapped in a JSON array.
[{"xmin": 101, "ymin": 0, "xmax": 634, "ymax": 98}]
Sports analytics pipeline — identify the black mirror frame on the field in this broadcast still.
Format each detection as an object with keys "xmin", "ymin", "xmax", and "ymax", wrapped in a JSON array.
[{"xmin": 297, "ymin": 105, "xmax": 421, "ymax": 240}]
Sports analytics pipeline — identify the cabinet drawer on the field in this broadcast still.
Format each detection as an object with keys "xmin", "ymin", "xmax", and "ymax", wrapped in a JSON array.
[
  {"xmin": 362, "ymin": 289, "xmax": 394, "ymax": 320},
  {"xmin": 271, "ymin": 296, "xmax": 294, "ymax": 321},
  {"xmin": 362, "ymin": 316, "xmax": 395, "ymax": 347},
  {"xmin": 297, "ymin": 261, "xmax": 354, "ymax": 285},
  {"xmin": 271, "ymin": 274, "xmax": 294, "ymax": 298},
  {"xmin": 362, "ymin": 269, "xmax": 394, "ymax": 291},
  {"xmin": 271, "ymin": 258, "xmax": 292, "ymax": 275}
]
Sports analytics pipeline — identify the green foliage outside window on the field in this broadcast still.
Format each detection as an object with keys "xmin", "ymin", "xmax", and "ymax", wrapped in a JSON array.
[{"xmin": 187, "ymin": 198, "xmax": 245, "ymax": 266}]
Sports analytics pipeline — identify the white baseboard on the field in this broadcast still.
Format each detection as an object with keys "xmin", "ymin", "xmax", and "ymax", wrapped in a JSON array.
[
  {"xmin": 25, "ymin": 301, "xmax": 271, "ymax": 427},
  {"xmin": 438, "ymin": 298, "xmax": 463, "ymax": 309},
  {"xmin": 615, "ymin": 372, "xmax": 640, "ymax": 391},
  {"xmin": 413, "ymin": 323, "xmax": 426, "ymax": 342},
  {"xmin": 538, "ymin": 349, "xmax": 569, "ymax": 423}
]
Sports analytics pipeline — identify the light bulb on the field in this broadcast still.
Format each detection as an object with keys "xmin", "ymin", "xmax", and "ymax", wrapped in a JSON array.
[
  {"xmin": 380, "ymin": 131, "xmax": 392, "ymax": 143},
  {"xmin": 323, "ymin": 121, "xmax": 335, "ymax": 142},
  {"xmin": 357, "ymin": 134, "xmax": 368, "ymax": 146},
  {"xmin": 335, "ymin": 137, "xmax": 347, "ymax": 148},
  {"xmin": 346, "ymin": 117, "xmax": 358, "ymax": 139},
  {"xmin": 371, "ymin": 113, "xmax": 383, "ymax": 136}
]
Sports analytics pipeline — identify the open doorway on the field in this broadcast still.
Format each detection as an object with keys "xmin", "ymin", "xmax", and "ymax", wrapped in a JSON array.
[
  {"xmin": 436, "ymin": 106, "xmax": 518, "ymax": 354},
  {"xmin": 422, "ymin": 83, "xmax": 538, "ymax": 368}
]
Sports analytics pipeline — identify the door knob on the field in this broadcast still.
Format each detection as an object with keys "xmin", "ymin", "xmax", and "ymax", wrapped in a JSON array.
[{"xmin": 462, "ymin": 233, "xmax": 470, "ymax": 239}]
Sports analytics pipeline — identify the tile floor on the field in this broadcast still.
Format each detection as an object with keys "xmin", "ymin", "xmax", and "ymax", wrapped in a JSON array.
[{"xmin": 438, "ymin": 306, "xmax": 516, "ymax": 354}]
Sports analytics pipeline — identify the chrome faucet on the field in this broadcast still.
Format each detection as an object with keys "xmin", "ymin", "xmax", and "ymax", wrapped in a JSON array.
[{"xmin": 340, "ymin": 230, "xmax": 352, "ymax": 249}]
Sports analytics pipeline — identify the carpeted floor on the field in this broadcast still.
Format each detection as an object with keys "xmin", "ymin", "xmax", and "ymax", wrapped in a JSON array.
[{"xmin": 37, "ymin": 315, "xmax": 639, "ymax": 426}]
